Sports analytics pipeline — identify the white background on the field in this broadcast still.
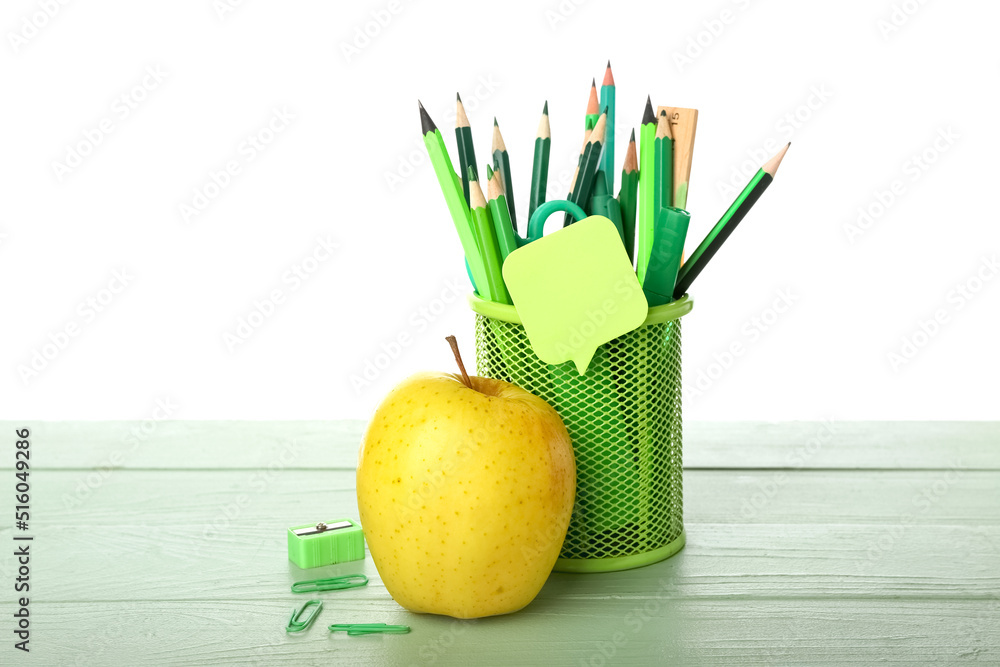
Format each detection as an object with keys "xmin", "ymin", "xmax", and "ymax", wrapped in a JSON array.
[{"xmin": 2, "ymin": 0, "xmax": 998, "ymax": 421}]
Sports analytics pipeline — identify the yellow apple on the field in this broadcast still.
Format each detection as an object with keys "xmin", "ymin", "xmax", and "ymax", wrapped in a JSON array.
[{"xmin": 356, "ymin": 340, "xmax": 575, "ymax": 619}]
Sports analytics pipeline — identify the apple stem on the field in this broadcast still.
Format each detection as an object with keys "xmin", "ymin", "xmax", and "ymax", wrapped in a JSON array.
[{"xmin": 445, "ymin": 335, "xmax": 473, "ymax": 389}]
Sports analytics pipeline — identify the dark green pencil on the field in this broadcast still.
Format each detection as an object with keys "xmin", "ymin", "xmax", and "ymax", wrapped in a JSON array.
[
  {"xmin": 673, "ymin": 143, "xmax": 790, "ymax": 298},
  {"xmin": 455, "ymin": 93, "xmax": 478, "ymax": 206},
  {"xmin": 617, "ymin": 130, "xmax": 639, "ymax": 262},
  {"xmin": 492, "ymin": 118, "xmax": 517, "ymax": 232},
  {"xmin": 529, "ymin": 101, "xmax": 551, "ymax": 218},
  {"xmin": 566, "ymin": 111, "xmax": 606, "ymax": 224}
]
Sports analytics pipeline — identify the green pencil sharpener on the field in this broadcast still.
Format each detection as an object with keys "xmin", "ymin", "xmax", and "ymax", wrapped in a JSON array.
[{"xmin": 287, "ymin": 519, "xmax": 365, "ymax": 569}]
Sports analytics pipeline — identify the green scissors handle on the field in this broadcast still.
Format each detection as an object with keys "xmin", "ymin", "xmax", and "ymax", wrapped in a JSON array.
[{"xmin": 524, "ymin": 199, "xmax": 587, "ymax": 245}]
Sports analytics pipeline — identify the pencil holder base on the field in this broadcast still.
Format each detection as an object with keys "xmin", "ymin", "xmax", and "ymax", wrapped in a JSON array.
[
  {"xmin": 471, "ymin": 294, "xmax": 692, "ymax": 573},
  {"xmin": 554, "ymin": 530, "xmax": 685, "ymax": 573}
]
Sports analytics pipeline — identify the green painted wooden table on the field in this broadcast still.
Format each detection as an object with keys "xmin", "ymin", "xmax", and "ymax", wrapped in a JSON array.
[{"xmin": 1, "ymin": 421, "xmax": 998, "ymax": 665}]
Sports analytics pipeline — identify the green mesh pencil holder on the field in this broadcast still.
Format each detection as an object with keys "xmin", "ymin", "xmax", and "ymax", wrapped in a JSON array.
[{"xmin": 471, "ymin": 294, "xmax": 692, "ymax": 573}]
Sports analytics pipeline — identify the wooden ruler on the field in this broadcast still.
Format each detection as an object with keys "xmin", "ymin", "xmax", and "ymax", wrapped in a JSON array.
[{"xmin": 656, "ymin": 105, "xmax": 698, "ymax": 209}]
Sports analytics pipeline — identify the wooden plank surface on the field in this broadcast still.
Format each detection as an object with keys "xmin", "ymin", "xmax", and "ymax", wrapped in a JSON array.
[
  {"xmin": 0, "ymin": 421, "xmax": 997, "ymax": 665},
  {"xmin": 6, "ymin": 420, "xmax": 998, "ymax": 470},
  {"xmin": 14, "ymin": 599, "xmax": 1000, "ymax": 666}
]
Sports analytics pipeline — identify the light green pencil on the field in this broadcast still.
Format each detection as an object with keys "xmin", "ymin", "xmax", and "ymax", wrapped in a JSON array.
[
  {"xmin": 636, "ymin": 96, "xmax": 657, "ymax": 284},
  {"xmin": 419, "ymin": 101, "xmax": 490, "ymax": 299}
]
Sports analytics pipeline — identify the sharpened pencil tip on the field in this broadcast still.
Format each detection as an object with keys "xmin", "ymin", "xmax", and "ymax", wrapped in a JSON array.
[
  {"xmin": 591, "ymin": 78, "xmax": 596, "ymax": 87},
  {"xmin": 642, "ymin": 96, "xmax": 655, "ymax": 126},
  {"xmin": 763, "ymin": 142, "xmax": 792, "ymax": 177},
  {"xmin": 456, "ymin": 92, "xmax": 461, "ymax": 102},
  {"xmin": 418, "ymin": 101, "xmax": 436, "ymax": 134},
  {"xmin": 630, "ymin": 128, "xmax": 635, "ymax": 142},
  {"xmin": 603, "ymin": 61, "xmax": 615, "ymax": 86},
  {"xmin": 493, "ymin": 117, "xmax": 498, "ymax": 127},
  {"xmin": 543, "ymin": 101, "xmax": 548, "ymax": 115}
]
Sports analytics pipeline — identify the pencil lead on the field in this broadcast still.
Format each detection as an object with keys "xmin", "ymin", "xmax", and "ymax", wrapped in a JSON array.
[
  {"xmin": 603, "ymin": 105, "xmax": 608, "ymax": 115},
  {"xmin": 629, "ymin": 128, "xmax": 635, "ymax": 142},
  {"xmin": 493, "ymin": 117, "xmax": 498, "ymax": 127},
  {"xmin": 543, "ymin": 101, "xmax": 548, "ymax": 115},
  {"xmin": 418, "ymin": 101, "xmax": 436, "ymax": 135},
  {"xmin": 456, "ymin": 92, "xmax": 462, "ymax": 102},
  {"xmin": 641, "ymin": 96, "xmax": 655, "ymax": 126},
  {"xmin": 467, "ymin": 165, "xmax": 477, "ymax": 183},
  {"xmin": 591, "ymin": 77, "xmax": 596, "ymax": 87},
  {"xmin": 485, "ymin": 163, "xmax": 494, "ymax": 180}
]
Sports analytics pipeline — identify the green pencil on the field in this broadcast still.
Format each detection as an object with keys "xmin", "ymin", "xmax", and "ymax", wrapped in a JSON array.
[
  {"xmin": 588, "ymin": 169, "xmax": 625, "ymax": 245},
  {"xmin": 529, "ymin": 101, "xmax": 550, "ymax": 218},
  {"xmin": 673, "ymin": 143, "xmax": 790, "ymax": 299},
  {"xmin": 585, "ymin": 78, "xmax": 599, "ymax": 130},
  {"xmin": 455, "ymin": 93, "xmax": 478, "ymax": 206},
  {"xmin": 469, "ymin": 166, "xmax": 510, "ymax": 305},
  {"xmin": 487, "ymin": 166, "xmax": 518, "ymax": 262},
  {"xmin": 599, "ymin": 61, "xmax": 615, "ymax": 195},
  {"xmin": 566, "ymin": 111, "xmax": 606, "ymax": 224},
  {"xmin": 653, "ymin": 109, "xmax": 673, "ymax": 213},
  {"xmin": 491, "ymin": 118, "xmax": 517, "ymax": 232},
  {"xmin": 617, "ymin": 130, "xmax": 639, "ymax": 262},
  {"xmin": 419, "ymin": 101, "xmax": 490, "ymax": 299},
  {"xmin": 636, "ymin": 96, "xmax": 657, "ymax": 284}
]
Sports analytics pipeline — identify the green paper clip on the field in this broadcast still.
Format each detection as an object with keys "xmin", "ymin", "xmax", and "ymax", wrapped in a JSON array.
[
  {"xmin": 291, "ymin": 574, "xmax": 368, "ymax": 593},
  {"xmin": 329, "ymin": 623, "xmax": 411, "ymax": 636},
  {"xmin": 286, "ymin": 599, "xmax": 323, "ymax": 633}
]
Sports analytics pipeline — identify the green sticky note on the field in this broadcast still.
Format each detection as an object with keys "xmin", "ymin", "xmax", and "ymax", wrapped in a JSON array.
[{"xmin": 502, "ymin": 215, "xmax": 648, "ymax": 374}]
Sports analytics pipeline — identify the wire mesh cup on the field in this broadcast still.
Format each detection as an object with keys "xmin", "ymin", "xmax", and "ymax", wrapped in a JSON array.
[{"xmin": 470, "ymin": 294, "xmax": 693, "ymax": 573}]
